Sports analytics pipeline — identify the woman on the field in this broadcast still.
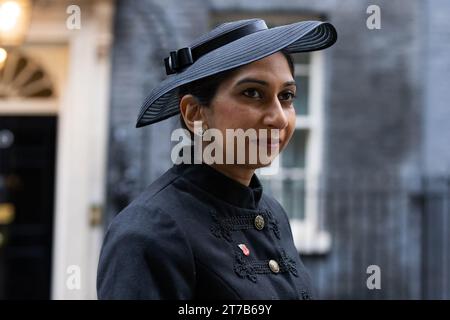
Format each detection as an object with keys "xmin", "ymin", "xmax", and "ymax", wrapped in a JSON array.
[{"xmin": 97, "ymin": 18, "xmax": 337, "ymax": 299}]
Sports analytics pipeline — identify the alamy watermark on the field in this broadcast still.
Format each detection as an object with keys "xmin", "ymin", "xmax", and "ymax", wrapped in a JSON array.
[
  {"xmin": 366, "ymin": 264, "xmax": 381, "ymax": 290},
  {"xmin": 66, "ymin": 264, "xmax": 81, "ymax": 290},
  {"xmin": 366, "ymin": 5, "xmax": 381, "ymax": 30},
  {"xmin": 66, "ymin": 5, "xmax": 81, "ymax": 30},
  {"xmin": 171, "ymin": 121, "xmax": 281, "ymax": 174}
]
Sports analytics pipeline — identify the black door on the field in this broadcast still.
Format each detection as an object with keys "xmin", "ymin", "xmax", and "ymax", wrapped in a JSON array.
[{"xmin": 0, "ymin": 116, "xmax": 56, "ymax": 299}]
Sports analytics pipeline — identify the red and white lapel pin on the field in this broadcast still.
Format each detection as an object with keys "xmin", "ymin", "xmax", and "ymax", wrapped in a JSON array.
[{"xmin": 238, "ymin": 244, "xmax": 250, "ymax": 256}]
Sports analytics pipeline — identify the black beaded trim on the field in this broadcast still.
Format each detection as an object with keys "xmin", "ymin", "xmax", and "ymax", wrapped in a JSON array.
[
  {"xmin": 263, "ymin": 208, "xmax": 281, "ymax": 240},
  {"xmin": 279, "ymin": 249, "xmax": 298, "ymax": 277},
  {"xmin": 210, "ymin": 213, "xmax": 233, "ymax": 242},
  {"xmin": 233, "ymin": 248, "xmax": 298, "ymax": 283},
  {"xmin": 210, "ymin": 208, "xmax": 280, "ymax": 242}
]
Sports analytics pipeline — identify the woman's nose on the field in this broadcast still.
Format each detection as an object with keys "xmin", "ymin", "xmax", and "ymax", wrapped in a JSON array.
[{"xmin": 263, "ymin": 97, "xmax": 289, "ymax": 129}]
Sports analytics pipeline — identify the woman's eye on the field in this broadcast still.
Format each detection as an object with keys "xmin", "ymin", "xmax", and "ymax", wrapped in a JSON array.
[
  {"xmin": 243, "ymin": 88, "xmax": 262, "ymax": 99},
  {"xmin": 279, "ymin": 92, "xmax": 297, "ymax": 101}
]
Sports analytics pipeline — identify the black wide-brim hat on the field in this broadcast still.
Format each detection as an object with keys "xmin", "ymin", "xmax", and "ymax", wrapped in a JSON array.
[{"xmin": 136, "ymin": 18, "xmax": 337, "ymax": 128}]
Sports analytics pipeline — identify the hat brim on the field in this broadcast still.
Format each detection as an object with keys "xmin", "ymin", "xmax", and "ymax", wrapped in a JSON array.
[{"xmin": 136, "ymin": 20, "xmax": 337, "ymax": 128}]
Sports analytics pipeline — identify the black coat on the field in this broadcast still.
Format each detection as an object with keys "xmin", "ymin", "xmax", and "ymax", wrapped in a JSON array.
[{"xmin": 96, "ymin": 161, "xmax": 314, "ymax": 299}]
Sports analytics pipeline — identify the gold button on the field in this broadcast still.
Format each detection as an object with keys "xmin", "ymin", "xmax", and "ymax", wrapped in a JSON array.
[
  {"xmin": 268, "ymin": 260, "xmax": 280, "ymax": 273},
  {"xmin": 254, "ymin": 215, "xmax": 265, "ymax": 230}
]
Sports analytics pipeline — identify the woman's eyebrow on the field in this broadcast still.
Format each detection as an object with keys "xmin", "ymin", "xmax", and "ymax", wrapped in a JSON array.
[{"xmin": 235, "ymin": 77, "xmax": 296, "ymax": 87}]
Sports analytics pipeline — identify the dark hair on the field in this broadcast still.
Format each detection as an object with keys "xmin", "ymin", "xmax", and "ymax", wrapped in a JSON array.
[{"xmin": 178, "ymin": 50, "xmax": 295, "ymax": 133}]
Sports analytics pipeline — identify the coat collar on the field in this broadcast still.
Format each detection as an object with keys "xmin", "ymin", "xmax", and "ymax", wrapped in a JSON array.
[{"xmin": 173, "ymin": 160, "xmax": 263, "ymax": 210}]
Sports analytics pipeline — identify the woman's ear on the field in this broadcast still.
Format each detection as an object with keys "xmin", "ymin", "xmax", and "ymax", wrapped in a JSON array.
[{"xmin": 179, "ymin": 94, "xmax": 208, "ymax": 133}]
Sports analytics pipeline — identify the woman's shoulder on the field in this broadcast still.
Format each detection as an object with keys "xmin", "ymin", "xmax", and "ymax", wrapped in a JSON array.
[
  {"xmin": 102, "ymin": 204, "xmax": 187, "ymax": 261},
  {"xmin": 120, "ymin": 163, "xmax": 187, "ymax": 211},
  {"xmin": 105, "ymin": 166, "xmax": 188, "ymax": 240},
  {"xmin": 97, "ymin": 181, "xmax": 196, "ymax": 299}
]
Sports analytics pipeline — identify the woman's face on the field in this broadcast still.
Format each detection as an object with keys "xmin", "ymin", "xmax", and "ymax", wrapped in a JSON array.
[{"xmin": 203, "ymin": 51, "xmax": 297, "ymax": 169}]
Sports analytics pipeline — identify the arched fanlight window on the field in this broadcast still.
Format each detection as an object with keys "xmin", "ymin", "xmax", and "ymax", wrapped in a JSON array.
[{"xmin": 0, "ymin": 50, "xmax": 54, "ymax": 99}]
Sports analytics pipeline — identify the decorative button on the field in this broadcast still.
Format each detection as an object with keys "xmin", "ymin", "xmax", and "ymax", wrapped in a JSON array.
[
  {"xmin": 268, "ymin": 259, "xmax": 280, "ymax": 273},
  {"xmin": 254, "ymin": 215, "xmax": 265, "ymax": 230}
]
